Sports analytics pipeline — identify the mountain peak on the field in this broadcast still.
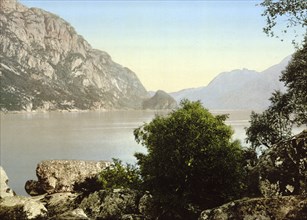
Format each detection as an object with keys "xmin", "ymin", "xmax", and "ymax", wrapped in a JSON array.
[
  {"xmin": 143, "ymin": 90, "xmax": 177, "ymax": 110},
  {"xmin": 170, "ymin": 56, "xmax": 290, "ymax": 110},
  {"xmin": 0, "ymin": 0, "xmax": 148, "ymax": 111},
  {"xmin": 1, "ymin": 0, "xmax": 27, "ymax": 13}
]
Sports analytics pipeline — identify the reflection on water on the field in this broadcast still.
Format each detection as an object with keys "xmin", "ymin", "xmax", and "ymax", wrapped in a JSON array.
[{"xmin": 1, "ymin": 110, "xmax": 252, "ymax": 195}]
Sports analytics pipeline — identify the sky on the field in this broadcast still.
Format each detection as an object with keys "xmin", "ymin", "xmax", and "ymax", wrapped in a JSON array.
[{"xmin": 19, "ymin": 0, "xmax": 299, "ymax": 92}]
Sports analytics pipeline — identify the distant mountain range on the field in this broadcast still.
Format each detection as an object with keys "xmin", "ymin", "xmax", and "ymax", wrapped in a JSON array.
[
  {"xmin": 171, "ymin": 56, "xmax": 291, "ymax": 110},
  {"xmin": 0, "ymin": 0, "xmax": 291, "ymax": 112},
  {"xmin": 0, "ymin": 0, "xmax": 149, "ymax": 111}
]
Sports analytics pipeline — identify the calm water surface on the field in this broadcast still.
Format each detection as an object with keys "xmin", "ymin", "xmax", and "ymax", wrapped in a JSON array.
[{"xmin": 1, "ymin": 110, "xmax": 251, "ymax": 195}]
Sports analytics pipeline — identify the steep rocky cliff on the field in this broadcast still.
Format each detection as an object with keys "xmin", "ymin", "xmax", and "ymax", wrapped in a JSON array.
[{"xmin": 0, "ymin": 0, "xmax": 148, "ymax": 111}]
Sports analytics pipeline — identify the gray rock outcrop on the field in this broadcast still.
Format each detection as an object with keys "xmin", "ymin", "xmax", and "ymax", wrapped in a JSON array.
[
  {"xmin": 25, "ymin": 160, "xmax": 110, "ymax": 195},
  {"xmin": 0, "ymin": 0, "xmax": 148, "ymax": 111},
  {"xmin": 0, "ymin": 195, "xmax": 48, "ymax": 219},
  {"xmin": 42, "ymin": 192, "xmax": 80, "ymax": 217},
  {"xmin": 0, "ymin": 166, "xmax": 15, "ymax": 198},
  {"xmin": 79, "ymin": 189, "xmax": 141, "ymax": 219},
  {"xmin": 258, "ymin": 130, "xmax": 307, "ymax": 197},
  {"xmin": 0, "ymin": 162, "xmax": 151, "ymax": 219},
  {"xmin": 56, "ymin": 208, "xmax": 89, "ymax": 220},
  {"xmin": 199, "ymin": 196, "xmax": 307, "ymax": 220},
  {"xmin": 142, "ymin": 90, "xmax": 177, "ymax": 110}
]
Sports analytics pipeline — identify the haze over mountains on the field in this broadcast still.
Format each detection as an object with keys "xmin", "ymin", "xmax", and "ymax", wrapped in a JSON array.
[
  {"xmin": 0, "ymin": 0, "xmax": 291, "ymax": 112},
  {"xmin": 171, "ymin": 56, "xmax": 290, "ymax": 110}
]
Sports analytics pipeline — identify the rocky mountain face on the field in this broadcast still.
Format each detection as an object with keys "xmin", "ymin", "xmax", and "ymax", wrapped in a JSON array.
[
  {"xmin": 0, "ymin": 0, "xmax": 149, "ymax": 111},
  {"xmin": 171, "ymin": 56, "xmax": 291, "ymax": 110},
  {"xmin": 142, "ymin": 90, "xmax": 177, "ymax": 110}
]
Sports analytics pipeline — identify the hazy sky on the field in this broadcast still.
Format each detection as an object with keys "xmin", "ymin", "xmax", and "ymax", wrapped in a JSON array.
[{"xmin": 20, "ymin": 0, "xmax": 298, "ymax": 92}]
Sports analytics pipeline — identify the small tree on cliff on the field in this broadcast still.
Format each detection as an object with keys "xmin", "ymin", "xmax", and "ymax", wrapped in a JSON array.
[
  {"xmin": 281, "ymin": 39, "xmax": 307, "ymax": 125},
  {"xmin": 134, "ymin": 100, "xmax": 245, "ymax": 219}
]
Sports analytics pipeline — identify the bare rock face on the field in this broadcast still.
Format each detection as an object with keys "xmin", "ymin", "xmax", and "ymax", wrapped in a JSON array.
[
  {"xmin": 0, "ymin": 195, "xmax": 48, "ymax": 219},
  {"xmin": 56, "ymin": 208, "xmax": 89, "ymax": 220},
  {"xmin": 142, "ymin": 90, "xmax": 177, "ymax": 110},
  {"xmin": 25, "ymin": 160, "xmax": 110, "ymax": 195},
  {"xmin": 199, "ymin": 196, "xmax": 307, "ymax": 220},
  {"xmin": 42, "ymin": 192, "xmax": 82, "ymax": 218},
  {"xmin": 0, "ymin": 166, "xmax": 15, "ymax": 198},
  {"xmin": 79, "ymin": 189, "xmax": 141, "ymax": 219},
  {"xmin": 258, "ymin": 130, "xmax": 307, "ymax": 197},
  {"xmin": 0, "ymin": 0, "xmax": 148, "ymax": 111}
]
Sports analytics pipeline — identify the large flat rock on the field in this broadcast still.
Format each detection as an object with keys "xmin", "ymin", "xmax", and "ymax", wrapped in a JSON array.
[{"xmin": 25, "ymin": 160, "xmax": 110, "ymax": 195}]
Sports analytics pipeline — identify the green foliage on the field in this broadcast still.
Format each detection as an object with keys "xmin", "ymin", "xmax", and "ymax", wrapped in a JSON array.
[
  {"xmin": 241, "ymin": 148, "xmax": 261, "ymax": 197},
  {"xmin": 260, "ymin": 0, "xmax": 307, "ymax": 43},
  {"xmin": 134, "ymin": 100, "xmax": 246, "ymax": 219},
  {"xmin": 246, "ymin": 91, "xmax": 293, "ymax": 150},
  {"xmin": 281, "ymin": 39, "xmax": 307, "ymax": 125},
  {"xmin": 73, "ymin": 176, "xmax": 102, "ymax": 195},
  {"xmin": 99, "ymin": 159, "xmax": 142, "ymax": 190},
  {"xmin": 246, "ymin": 40, "xmax": 307, "ymax": 150},
  {"xmin": 73, "ymin": 159, "xmax": 142, "ymax": 196}
]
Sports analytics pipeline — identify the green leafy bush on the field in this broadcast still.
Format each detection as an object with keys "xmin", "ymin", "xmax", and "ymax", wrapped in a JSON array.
[
  {"xmin": 134, "ymin": 100, "xmax": 246, "ymax": 219},
  {"xmin": 99, "ymin": 158, "xmax": 142, "ymax": 190},
  {"xmin": 74, "ymin": 159, "xmax": 142, "ymax": 196}
]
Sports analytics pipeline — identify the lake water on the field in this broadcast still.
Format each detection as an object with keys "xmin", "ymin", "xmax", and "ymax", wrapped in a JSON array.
[{"xmin": 1, "ymin": 110, "xmax": 252, "ymax": 195}]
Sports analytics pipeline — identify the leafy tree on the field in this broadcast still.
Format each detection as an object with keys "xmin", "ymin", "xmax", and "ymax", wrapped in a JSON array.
[
  {"xmin": 280, "ymin": 39, "xmax": 307, "ymax": 125},
  {"xmin": 260, "ymin": 0, "xmax": 307, "ymax": 43},
  {"xmin": 98, "ymin": 158, "xmax": 142, "ymax": 190},
  {"xmin": 246, "ymin": 1, "xmax": 307, "ymax": 150},
  {"xmin": 246, "ymin": 91, "xmax": 293, "ymax": 150},
  {"xmin": 134, "ymin": 100, "xmax": 246, "ymax": 219},
  {"xmin": 73, "ymin": 159, "xmax": 142, "ymax": 195}
]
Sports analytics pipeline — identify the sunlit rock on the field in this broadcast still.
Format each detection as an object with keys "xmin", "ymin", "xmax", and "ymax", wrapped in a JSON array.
[
  {"xmin": 0, "ymin": 195, "xmax": 47, "ymax": 219},
  {"xmin": 199, "ymin": 196, "xmax": 307, "ymax": 220},
  {"xmin": 25, "ymin": 160, "xmax": 110, "ymax": 195},
  {"xmin": 0, "ymin": 166, "xmax": 15, "ymax": 198}
]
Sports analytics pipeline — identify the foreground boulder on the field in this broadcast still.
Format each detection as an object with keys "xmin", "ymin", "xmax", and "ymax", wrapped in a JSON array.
[
  {"xmin": 0, "ymin": 195, "xmax": 47, "ymax": 219},
  {"xmin": 0, "ymin": 166, "xmax": 15, "ymax": 198},
  {"xmin": 257, "ymin": 130, "xmax": 307, "ymax": 197},
  {"xmin": 199, "ymin": 196, "xmax": 307, "ymax": 220},
  {"xmin": 25, "ymin": 160, "xmax": 110, "ymax": 195},
  {"xmin": 42, "ymin": 192, "xmax": 80, "ymax": 217},
  {"xmin": 79, "ymin": 189, "xmax": 141, "ymax": 219},
  {"xmin": 1, "ymin": 164, "xmax": 149, "ymax": 219}
]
